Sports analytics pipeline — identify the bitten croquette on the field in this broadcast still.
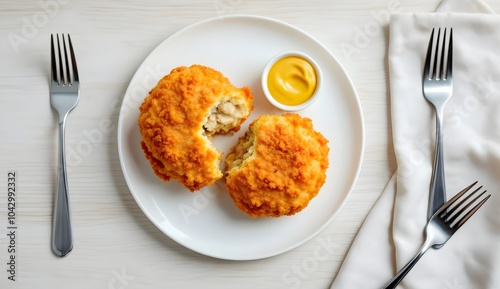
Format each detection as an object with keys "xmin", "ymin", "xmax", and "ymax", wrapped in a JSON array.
[
  {"xmin": 225, "ymin": 113, "xmax": 329, "ymax": 217},
  {"xmin": 138, "ymin": 65, "xmax": 254, "ymax": 191}
]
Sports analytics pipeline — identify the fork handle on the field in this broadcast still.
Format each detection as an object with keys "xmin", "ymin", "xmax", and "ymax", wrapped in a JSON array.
[
  {"xmin": 52, "ymin": 121, "xmax": 73, "ymax": 257},
  {"xmin": 428, "ymin": 110, "xmax": 447, "ymax": 219},
  {"xmin": 382, "ymin": 245, "xmax": 429, "ymax": 289}
]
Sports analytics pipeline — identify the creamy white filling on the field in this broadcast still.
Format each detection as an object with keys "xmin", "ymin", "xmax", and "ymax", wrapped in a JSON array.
[{"xmin": 203, "ymin": 99, "xmax": 247, "ymax": 135}]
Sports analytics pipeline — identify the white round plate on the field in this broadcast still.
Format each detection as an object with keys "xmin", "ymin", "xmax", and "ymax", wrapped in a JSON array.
[{"xmin": 117, "ymin": 15, "xmax": 364, "ymax": 260}]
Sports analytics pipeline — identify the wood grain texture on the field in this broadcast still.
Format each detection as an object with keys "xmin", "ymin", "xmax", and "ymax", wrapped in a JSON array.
[{"xmin": 3, "ymin": 0, "xmax": 498, "ymax": 288}]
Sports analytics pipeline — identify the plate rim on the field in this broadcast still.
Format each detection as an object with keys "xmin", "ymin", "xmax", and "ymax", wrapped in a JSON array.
[{"xmin": 117, "ymin": 13, "xmax": 365, "ymax": 260}]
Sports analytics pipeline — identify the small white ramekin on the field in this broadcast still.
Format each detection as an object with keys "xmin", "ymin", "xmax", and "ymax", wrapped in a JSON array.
[{"xmin": 261, "ymin": 51, "xmax": 322, "ymax": 111}]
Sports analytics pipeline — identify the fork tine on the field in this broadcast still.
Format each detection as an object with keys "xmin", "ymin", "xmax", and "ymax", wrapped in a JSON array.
[
  {"xmin": 423, "ymin": 28, "xmax": 435, "ymax": 80},
  {"xmin": 61, "ymin": 35, "xmax": 71, "ymax": 85},
  {"xmin": 432, "ymin": 28, "xmax": 441, "ymax": 80},
  {"xmin": 446, "ymin": 184, "xmax": 482, "ymax": 215},
  {"xmin": 438, "ymin": 181, "xmax": 476, "ymax": 215},
  {"xmin": 67, "ymin": 35, "xmax": 79, "ymax": 83},
  {"xmin": 432, "ymin": 28, "xmax": 443, "ymax": 78},
  {"xmin": 439, "ymin": 28, "xmax": 447, "ymax": 80},
  {"xmin": 445, "ymin": 185, "xmax": 484, "ymax": 223},
  {"xmin": 446, "ymin": 28, "xmax": 453, "ymax": 79},
  {"xmin": 57, "ymin": 34, "xmax": 67, "ymax": 85},
  {"xmin": 439, "ymin": 181, "xmax": 491, "ymax": 229},
  {"xmin": 454, "ymin": 194, "xmax": 490, "ymax": 229},
  {"xmin": 50, "ymin": 34, "xmax": 58, "ymax": 83}
]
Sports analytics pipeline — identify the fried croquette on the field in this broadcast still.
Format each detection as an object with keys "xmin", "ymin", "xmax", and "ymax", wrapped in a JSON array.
[
  {"xmin": 138, "ymin": 65, "xmax": 254, "ymax": 192},
  {"xmin": 225, "ymin": 113, "xmax": 329, "ymax": 217}
]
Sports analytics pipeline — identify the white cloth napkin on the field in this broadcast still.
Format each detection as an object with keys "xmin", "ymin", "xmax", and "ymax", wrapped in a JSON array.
[{"xmin": 331, "ymin": 0, "xmax": 500, "ymax": 288}]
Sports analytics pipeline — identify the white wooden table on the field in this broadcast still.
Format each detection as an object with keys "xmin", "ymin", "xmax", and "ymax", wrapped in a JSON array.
[{"xmin": 3, "ymin": 0, "xmax": 496, "ymax": 288}]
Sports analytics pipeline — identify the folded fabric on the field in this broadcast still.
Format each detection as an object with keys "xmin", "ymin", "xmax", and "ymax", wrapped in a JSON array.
[{"xmin": 331, "ymin": 0, "xmax": 500, "ymax": 288}]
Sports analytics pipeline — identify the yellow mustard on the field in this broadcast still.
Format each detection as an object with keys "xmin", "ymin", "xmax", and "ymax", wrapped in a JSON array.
[{"xmin": 267, "ymin": 56, "xmax": 317, "ymax": 106}]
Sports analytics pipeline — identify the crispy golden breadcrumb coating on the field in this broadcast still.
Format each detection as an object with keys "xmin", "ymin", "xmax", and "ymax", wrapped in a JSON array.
[
  {"xmin": 138, "ymin": 65, "xmax": 254, "ymax": 191},
  {"xmin": 225, "ymin": 113, "xmax": 329, "ymax": 217}
]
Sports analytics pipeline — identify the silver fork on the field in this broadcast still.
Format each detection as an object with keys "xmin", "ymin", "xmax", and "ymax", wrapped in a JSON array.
[
  {"xmin": 50, "ymin": 34, "xmax": 80, "ymax": 257},
  {"xmin": 423, "ymin": 27, "xmax": 453, "ymax": 219},
  {"xmin": 382, "ymin": 181, "xmax": 490, "ymax": 289}
]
